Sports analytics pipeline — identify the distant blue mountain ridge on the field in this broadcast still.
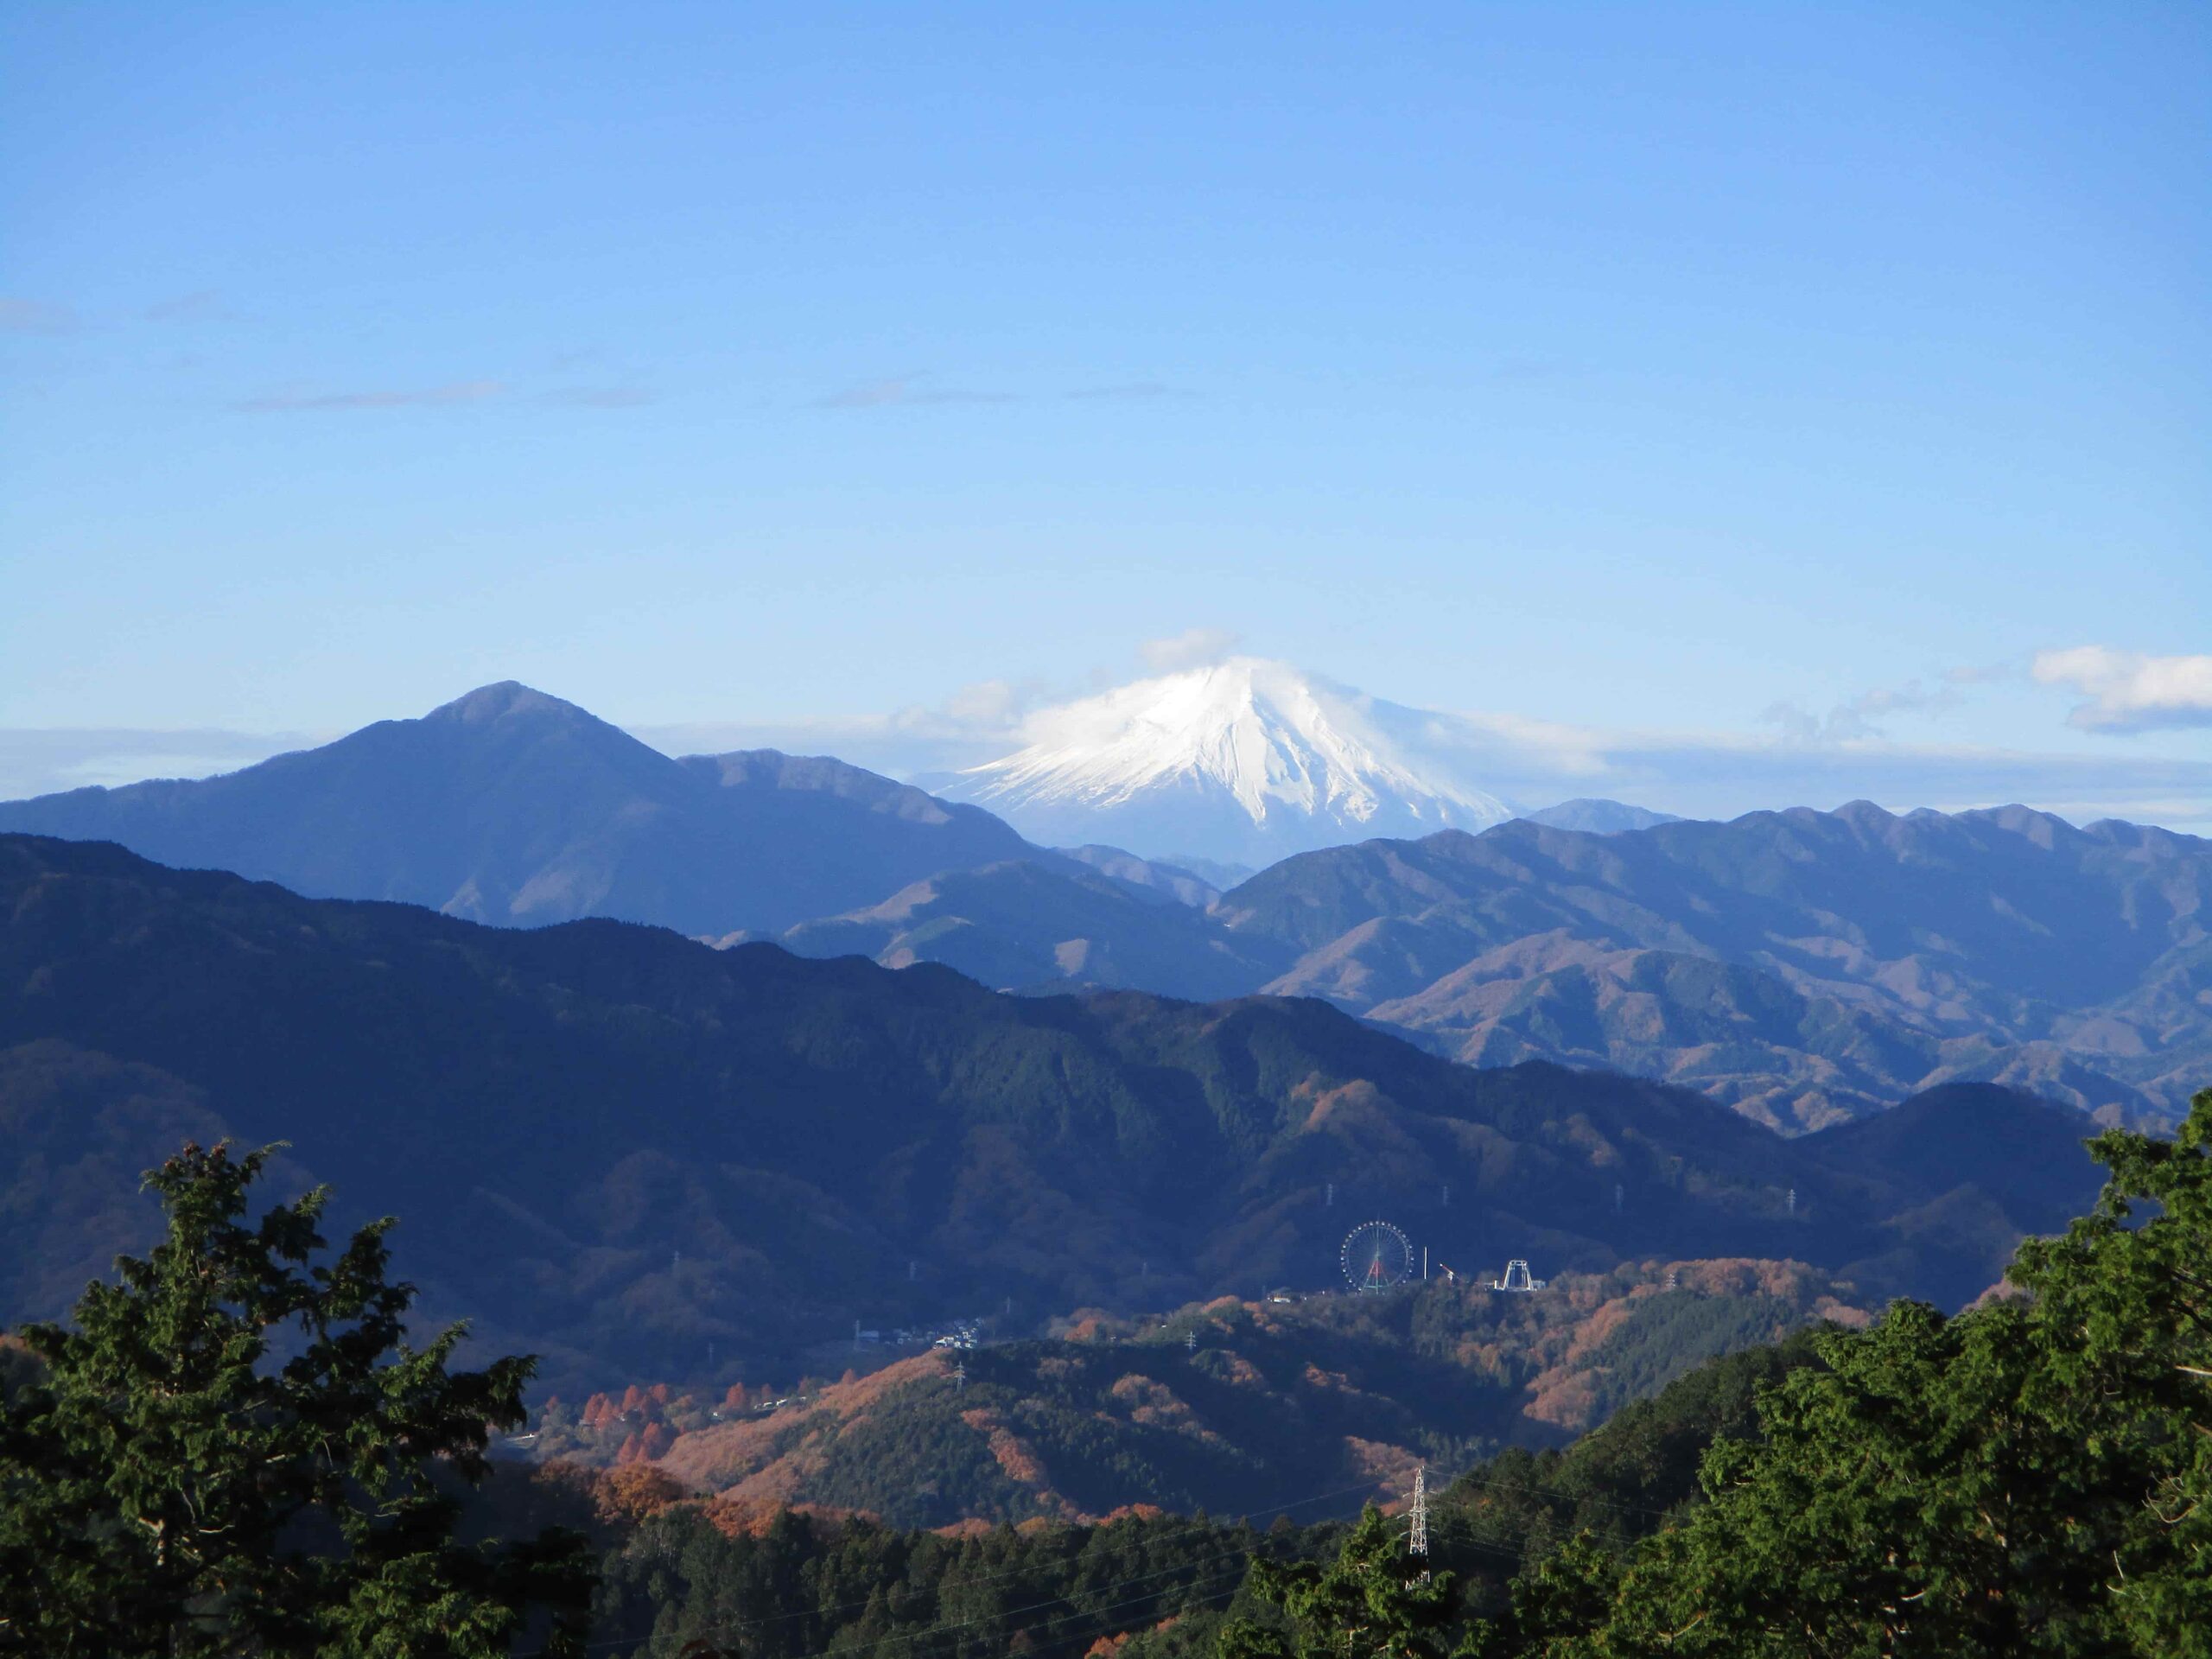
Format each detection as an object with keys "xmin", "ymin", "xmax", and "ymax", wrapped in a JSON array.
[{"xmin": 3, "ymin": 681, "xmax": 2203, "ymax": 1132}]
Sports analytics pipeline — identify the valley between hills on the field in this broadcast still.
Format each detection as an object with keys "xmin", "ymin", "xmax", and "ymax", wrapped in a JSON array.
[{"xmin": 0, "ymin": 832, "xmax": 2108, "ymax": 1395}]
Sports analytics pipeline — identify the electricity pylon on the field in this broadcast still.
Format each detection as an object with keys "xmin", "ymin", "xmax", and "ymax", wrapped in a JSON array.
[{"xmin": 1408, "ymin": 1464, "xmax": 1430, "ymax": 1583}]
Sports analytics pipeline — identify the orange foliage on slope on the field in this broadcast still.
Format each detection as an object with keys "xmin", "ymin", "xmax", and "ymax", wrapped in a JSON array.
[{"xmin": 657, "ymin": 1351, "xmax": 956, "ymax": 1496}]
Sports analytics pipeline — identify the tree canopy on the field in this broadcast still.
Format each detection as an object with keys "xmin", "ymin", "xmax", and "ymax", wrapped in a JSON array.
[
  {"xmin": 0, "ymin": 1141, "xmax": 593, "ymax": 1657},
  {"xmin": 1457, "ymin": 1086, "xmax": 2212, "ymax": 1658},
  {"xmin": 1218, "ymin": 1503, "xmax": 1465, "ymax": 1659}
]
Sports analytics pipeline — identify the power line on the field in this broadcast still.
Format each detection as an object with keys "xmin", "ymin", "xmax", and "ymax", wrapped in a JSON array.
[{"xmin": 526, "ymin": 1448, "xmax": 1684, "ymax": 1659}]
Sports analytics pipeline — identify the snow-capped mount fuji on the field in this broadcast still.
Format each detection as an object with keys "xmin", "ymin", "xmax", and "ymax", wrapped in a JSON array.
[{"xmin": 938, "ymin": 658, "xmax": 1515, "ymax": 865}]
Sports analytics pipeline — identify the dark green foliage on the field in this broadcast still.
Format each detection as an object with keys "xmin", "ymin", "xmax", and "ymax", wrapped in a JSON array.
[
  {"xmin": 1562, "ymin": 1292, "xmax": 1808, "ymax": 1422},
  {"xmin": 591, "ymin": 1505, "xmax": 1294, "ymax": 1659},
  {"xmin": 0, "ymin": 1142, "xmax": 593, "ymax": 1657},
  {"xmin": 1506, "ymin": 1086, "xmax": 2212, "ymax": 1656},
  {"xmin": 1217, "ymin": 1504, "xmax": 1468, "ymax": 1659},
  {"xmin": 2003, "ymin": 1082, "xmax": 2212, "ymax": 1651},
  {"xmin": 1434, "ymin": 1326, "xmax": 1828, "ymax": 1591}
]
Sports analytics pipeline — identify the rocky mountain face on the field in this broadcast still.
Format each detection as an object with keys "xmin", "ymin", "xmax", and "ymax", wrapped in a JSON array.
[
  {"xmin": 0, "ymin": 835, "xmax": 2099, "ymax": 1398},
  {"xmin": 938, "ymin": 658, "xmax": 1514, "ymax": 866},
  {"xmin": 1216, "ymin": 804, "xmax": 2212, "ymax": 1130},
  {"xmin": 770, "ymin": 800, "xmax": 2211, "ymax": 1132}
]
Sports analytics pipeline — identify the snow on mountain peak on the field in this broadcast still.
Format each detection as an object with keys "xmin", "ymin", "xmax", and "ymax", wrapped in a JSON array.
[{"xmin": 939, "ymin": 658, "xmax": 1512, "ymax": 863}]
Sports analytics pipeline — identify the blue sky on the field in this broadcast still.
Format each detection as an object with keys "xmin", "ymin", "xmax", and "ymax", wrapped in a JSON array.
[{"xmin": 3, "ymin": 3, "xmax": 2208, "ymax": 823}]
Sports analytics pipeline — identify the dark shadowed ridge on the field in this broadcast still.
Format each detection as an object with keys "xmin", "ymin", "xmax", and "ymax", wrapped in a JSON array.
[
  {"xmin": 0, "ymin": 832, "xmax": 2112, "ymax": 1395},
  {"xmin": 1799, "ymin": 1082, "xmax": 2105, "ymax": 1227}
]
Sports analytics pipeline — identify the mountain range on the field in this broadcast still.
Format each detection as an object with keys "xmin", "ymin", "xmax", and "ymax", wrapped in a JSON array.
[
  {"xmin": 1218, "ymin": 804, "xmax": 2212, "ymax": 1128},
  {"xmin": 0, "ymin": 833, "xmax": 2107, "ymax": 1399},
  {"xmin": 772, "ymin": 803, "xmax": 2212, "ymax": 1129},
  {"xmin": 0, "ymin": 683, "xmax": 1049, "ymax": 938},
  {"xmin": 3, "ymin": 681, "xmax": 2207, "ymax": 1133}
]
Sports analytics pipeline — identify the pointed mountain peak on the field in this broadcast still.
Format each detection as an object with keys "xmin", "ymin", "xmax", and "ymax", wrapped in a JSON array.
[
  {"xmin": 425, "ymin": 681, "xmax": 594, "ymax": 727},
  {"xmin": 937, "ymin": 658, "xmax": 1512, "ymax": 863}
]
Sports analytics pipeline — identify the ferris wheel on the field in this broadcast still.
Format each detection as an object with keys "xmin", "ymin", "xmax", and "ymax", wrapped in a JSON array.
[{"xmin": 1340, "ymin": 1219, "xmax": 1414, "ymax": 1293}]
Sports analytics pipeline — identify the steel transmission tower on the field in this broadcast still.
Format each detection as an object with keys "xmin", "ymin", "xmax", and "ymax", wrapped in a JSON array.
[{"xmin": 1408, "ymin": 1465, "xmax": 1429, "ymax": 1580}]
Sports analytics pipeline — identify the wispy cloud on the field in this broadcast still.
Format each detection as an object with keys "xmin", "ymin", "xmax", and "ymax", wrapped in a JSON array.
[
  {"xmin": 144, "ymin": 290, "xmax": 229, "ymax": 324},
  {"xmin": 816, "ymin": 373, "xmax": 1016, "ymax": 410},
  {"xmin": 1139, "ymin": 627, "xmax": 1244, "ymax": 674},
  {"xmin": 2033, "ymin": 646, "xmax": 2212, "ymax": 734},
  {"xmin": 0, "ymin": 297, "xmax": 80, "ymax": 334},
  {"xmin": 537, "ymin": 385, "xmax": 658, "ymax": 409},
  {"xmin": 234, "ymin": 379, "xmax": 505, "ymax": 413},
  {"xmin": 1758, "ymin": 663, "xmax": 2013, "ymax": 745}
]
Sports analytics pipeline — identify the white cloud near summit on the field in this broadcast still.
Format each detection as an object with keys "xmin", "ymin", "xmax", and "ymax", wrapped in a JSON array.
[{"xmin": 2034, "ymin": 647, "xmax": 2212, "ymax": 734}]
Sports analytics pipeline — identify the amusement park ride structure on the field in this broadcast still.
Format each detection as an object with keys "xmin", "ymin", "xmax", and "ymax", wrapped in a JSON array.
[
  {"xmin": 1341, "ymin": 1219, "xmax": 1415, "ymax": 1293},
  {"xmin": 1341, "ymin": 1218, "xmax": 1547, "ymax": 1296}
]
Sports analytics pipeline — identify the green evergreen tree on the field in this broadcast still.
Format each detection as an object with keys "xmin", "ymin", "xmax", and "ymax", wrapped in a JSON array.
[
  {"xmin": 1532, "ymin": 1085, "xmax": 2212, "ymax": 1659},
  {"xmin": 1218, "ymin": 1504, "xmax": 1471, "ymax": 1659},
  {"xmin": 0, "ymin": 1141, "xmax": 594, "ymax": 1657},
  {"xmin": 2009, "ymin": 1084, "xmax": 2212, "ymax": 1653}
]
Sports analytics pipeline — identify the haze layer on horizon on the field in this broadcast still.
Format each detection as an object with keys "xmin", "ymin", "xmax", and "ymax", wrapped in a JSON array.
[{"xmin": 3, "ymin": 5, "xmax": 2207, "ymax": 827}]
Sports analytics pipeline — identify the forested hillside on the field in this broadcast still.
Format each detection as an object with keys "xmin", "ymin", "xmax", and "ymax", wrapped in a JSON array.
[
  {"xmin": 0, "ymin": 834, "xmax": 2101, "ymax": 1395},
  {"xmin": 538, "ymin": 1260, "xmax": 1866, "ymax": 1529},
  {"xmin": 548, "ymin": 1091, "xmax": 2212, "ymax": 1656}
]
